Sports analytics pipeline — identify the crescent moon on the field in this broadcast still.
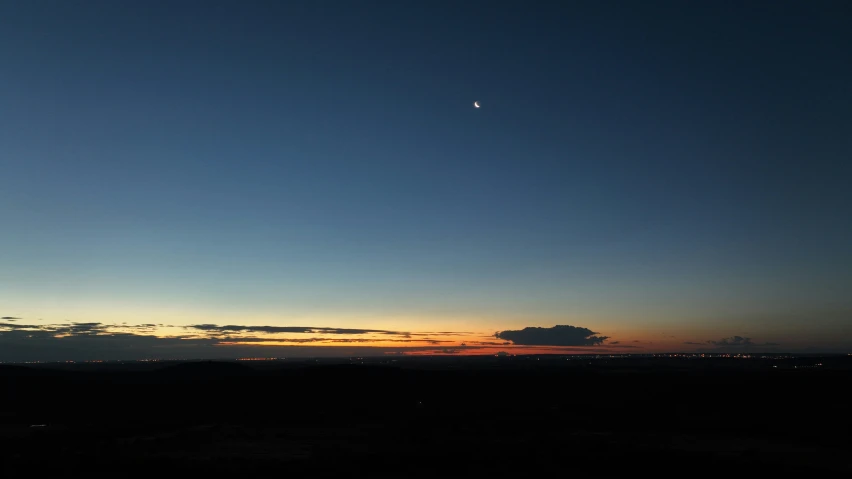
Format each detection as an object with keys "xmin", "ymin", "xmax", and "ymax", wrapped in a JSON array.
[{"xmin": 474, "ymin": 101, "xmax": 480, "ymax": 108}]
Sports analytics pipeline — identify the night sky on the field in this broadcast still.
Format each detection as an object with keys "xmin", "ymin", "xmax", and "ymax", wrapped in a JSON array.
[{"xmin": 1, "ymin": 1, "xmax": 850, "ymax": 360}]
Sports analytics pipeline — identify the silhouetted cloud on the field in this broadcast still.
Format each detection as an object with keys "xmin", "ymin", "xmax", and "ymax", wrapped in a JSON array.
[
  {"xmin": 692, "ymin": 336, "xmax": 782, "ymax": 352},
  {"xmin": 0, "ymin": 325, "xmax": 488, "ymax": 362},
  {"xmin": 610, "ymin": 341, "xmax": 620, "ymax": 344},
  {"xmin": 2, "ymin": 317, "xmax": 21, "ymax": 320},
  {"xmin": 0, "ymin": 317, "xmax": 488, "ymax": 362},
  {"xmin": 51, "ymin": 322, "xmax": 109, "ymax": 335},
  {"xmin": 380, "ymin": 330, "xmax": 411, "ymax": 336},
  {"xmin": 708, "ymin": 336, "xmax": 753, "ymax": 346},
  {"xmin": 683, "ymin": 341, "xmax": 704, "ymax": 345},
  {"xmin": 187, "ymin": 324, "xmax": 404, "ymax": 335},
  {"xmin": 219, "ymin": 337, "xmax": 449, "ymax": 344},
  {"xmin": 0, "ymin": 322, "xmax": 42, "ymax": 330},
  {"xmin": 495, "ymin": 325, "xmax": 609, "ymax": 346},
  {"xmin": 632, "ymin": 340, "xmax": 640, "ymax": 343},
  {"xmin": 0, "ymin": 328, "xmax": 215, "ymax": 362},
  {"xmin": 408, "ymin": 332, "xmax": 473, "ymax": 337}
]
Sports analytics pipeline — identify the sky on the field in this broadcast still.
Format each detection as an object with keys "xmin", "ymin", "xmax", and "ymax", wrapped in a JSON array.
[{"xmin": 1, "ymin": 1, "xmax": 851, "ymax": 361}]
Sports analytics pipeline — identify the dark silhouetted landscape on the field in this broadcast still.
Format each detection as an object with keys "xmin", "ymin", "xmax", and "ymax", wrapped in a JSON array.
[{"xmin": 2, "ymin": 355, "xmax": 850, "ymax": 475}]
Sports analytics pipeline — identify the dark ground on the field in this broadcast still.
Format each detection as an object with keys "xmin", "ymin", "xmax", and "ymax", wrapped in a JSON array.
[{"xmin": 1, "ymin": 356, "xmax": 850, "ymax": 476}]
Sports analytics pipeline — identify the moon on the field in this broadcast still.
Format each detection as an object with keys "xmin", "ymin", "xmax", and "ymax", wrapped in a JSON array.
[{"xmin": 473, "ymin": 101, "xmax": 480, "ymax": 108}]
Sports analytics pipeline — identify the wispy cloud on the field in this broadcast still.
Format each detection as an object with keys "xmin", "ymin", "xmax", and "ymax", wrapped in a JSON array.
[
  {"xmin": 0, "ymin": 320, "xmax": 469, "ymax": 362},
  {"xmin": 186, "ymin": 324, "xmax": 406, "ymax": 335},
  {"xmin": 684, "ymin": 336, "xmax": 782, "ymax": 351},
  {"xmin": 219, "ymin": 337, "xmax": 451, "ymax": 344},
  {"xmin": 708, "ymin": 336, "xmax": 753, "ymax": 346}
]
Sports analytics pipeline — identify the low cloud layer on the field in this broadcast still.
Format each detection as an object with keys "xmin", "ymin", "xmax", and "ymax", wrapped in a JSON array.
[
  {"xmin": 495, "ymin": 325, "xmax": 609, "ymax": 346},
  {"xmin": 682, "ymin": 336, "xmax": 782, "ymax": 350},
  {"xmin": 188, "ymin": 324, "xmax": 407, "ymax": 336},
  {"xmin": 708, "ymin": 336, "xmax": 753, "ymax": 346},
  {"xmin": 0, "ymin": 320, "xmax": 472, "ymax": 362},
  {"xmin": 706, "ymin": 336, "xmax": 781, "ymax": 348},
  {"xmin": 0, "ymin": 319, "xmax": 809, "ymax": 363}
]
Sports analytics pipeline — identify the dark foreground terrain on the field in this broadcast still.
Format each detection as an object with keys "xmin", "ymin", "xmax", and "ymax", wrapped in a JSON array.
[{"xmin": 1, "ymin": 356, "xmax": 850, "ymax": 476}]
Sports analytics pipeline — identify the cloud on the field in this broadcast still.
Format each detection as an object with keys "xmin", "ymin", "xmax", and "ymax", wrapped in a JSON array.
[
  {"xmin": 610, "ymin": 341, "xmax": 620, "ymax": 344},
  {"xmin": 186, "ymin": 324, "xmax": 405, "ymax": 336},
  {"xmin": 0, "ymin": 328, "xmax": 214, "ymax": 362},
  {"xmin": 707, "ymin": 336, "xmax": 753, "ymax": 346},
  {"xmin": 686, "ymin": 339, "xmax": 778, "ymax": 347},
  {"xmin": 690, "ymin": 336, "xmax": 782, "ymax": 352},
  {"xmin": 407, "ymin": 332, "xmax": 473, "ymax": 337},
  {"xmin": 0, "ymin": 319, "xmax": 478, "ymax": 362},
  {"xmin": 495, "ymin": 325, "xmax": 609, "ymax": 346},
  {"xmin": 632, "ymin": 340, "xmax": 640, "ymax": 343},
  {"xmin": 218, "ymin": 337, "xmax": 448, "ymax": 345},
  {"xmin": 2, "ymin": 317, "xmax": 21, "ymax": 320},
  {"xmin": 51, "ymin": 322, "xmax": 109, "ymax": 335},
  {"xmin": 0, "ymin": 328, "xmax": 483, "ymax": 362},
  {"xmin": 0, "ymin": 322, "xmax": 43, "ymax": 330}
]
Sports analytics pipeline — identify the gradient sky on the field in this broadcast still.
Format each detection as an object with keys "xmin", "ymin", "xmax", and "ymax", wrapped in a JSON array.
[{"xmin": 1, "ymin": 1, "xmax": 851, "ymax": 360}]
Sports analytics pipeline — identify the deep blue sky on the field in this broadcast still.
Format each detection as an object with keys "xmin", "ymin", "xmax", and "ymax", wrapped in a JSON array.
[{"xmin": 1, "ymin": 1, "xmax": 850, "ymax": 353}]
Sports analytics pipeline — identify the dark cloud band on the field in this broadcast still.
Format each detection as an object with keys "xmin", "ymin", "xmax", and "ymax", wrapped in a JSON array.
[{"xmin": 495, "ymin": 325, "xmax": 609, "ymax": 346}]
